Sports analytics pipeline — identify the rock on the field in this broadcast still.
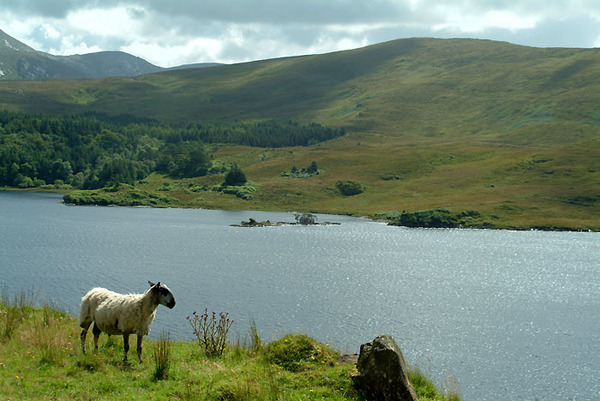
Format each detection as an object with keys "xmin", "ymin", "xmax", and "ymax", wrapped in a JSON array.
[{"xmin": 352, "ymin": 334, "xmax": 419, "ymax": 401}]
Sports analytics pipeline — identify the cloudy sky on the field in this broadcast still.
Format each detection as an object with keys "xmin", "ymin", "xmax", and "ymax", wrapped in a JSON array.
[{"xmin": 1, "ymin": 0, "xmax": 600, "ymax": 67}]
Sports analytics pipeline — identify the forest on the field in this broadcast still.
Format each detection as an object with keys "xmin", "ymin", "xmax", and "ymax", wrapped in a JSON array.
[{"xmin": 0, "ymin": 110, "xmax": 345, "ymax": 189}]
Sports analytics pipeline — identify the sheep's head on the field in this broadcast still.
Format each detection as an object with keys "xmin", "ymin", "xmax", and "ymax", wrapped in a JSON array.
[{"xmin": 149, "ymin": 281, "xmax": 176, "ymax": 309}]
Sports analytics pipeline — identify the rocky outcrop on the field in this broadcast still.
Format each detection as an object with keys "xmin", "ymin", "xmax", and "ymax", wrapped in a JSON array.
[{"xmin": 352, "ymin": 334, "xmax": 419, "ymax": 401}]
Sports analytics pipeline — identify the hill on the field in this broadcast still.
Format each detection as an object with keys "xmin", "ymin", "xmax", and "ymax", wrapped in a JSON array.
[
  {"xmin": 0, "ymin": 29, "xmax": 219, "ymax": 80},
  {"xmin": 0, "ymin": 38, "xmax": 598, "ymax": 230}
]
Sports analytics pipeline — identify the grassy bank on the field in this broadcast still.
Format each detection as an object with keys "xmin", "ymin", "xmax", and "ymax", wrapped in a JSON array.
[{"xmin": 0, "ymin": 297, "xmax": 460, "ymax": 400}]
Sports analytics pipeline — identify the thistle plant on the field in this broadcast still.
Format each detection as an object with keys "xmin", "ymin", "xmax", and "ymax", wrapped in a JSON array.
[{"xmin": 187, "ymin": 309, "xmax": 233, "ymax": 357}]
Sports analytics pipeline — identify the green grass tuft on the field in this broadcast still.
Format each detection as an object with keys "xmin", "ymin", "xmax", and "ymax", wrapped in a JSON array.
[{"xmin": 264, "ymin": 333, "xmax": 338, "ymax": 372}]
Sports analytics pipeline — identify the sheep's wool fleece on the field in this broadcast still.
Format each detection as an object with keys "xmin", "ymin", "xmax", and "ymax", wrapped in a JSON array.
[
  {"xmin": 79, "ymin": 287, "xmax": 113, "ymax": 326},
  {"xmin": 90, "ymin": 288, "xmax": 156, "ymax": 336}
]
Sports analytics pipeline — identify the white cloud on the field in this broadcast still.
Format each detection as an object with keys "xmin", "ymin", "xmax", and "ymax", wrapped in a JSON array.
[
  {"xmin": 432, "ymin": 9, "xmax": 538, "ymax": 33},
  {"xmin": 121, "ymin": 37, "xmax": 224, "ymax": 67},
  {"xmin": 51, "ymin": 38, "xmax": 102, "ymax": 56},
  {"xmin": 65, "ymin": 6, "xmax": 143, "ymax": 39},
  {"xmin": 40, "ymin": 24, "xmax": 61, "ymax": 40}
]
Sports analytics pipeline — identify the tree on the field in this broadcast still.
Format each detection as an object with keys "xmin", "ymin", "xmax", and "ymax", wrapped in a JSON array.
[
  {"xmin": 295, "ymin": 213, "xmax": 317, "ymax": 225},
  {"xmin": 224, "ymin": 163, "xmax": 247, "ymax": 186},
  {"xmin": 307, "ymin": 160, "xmax": 319, "ymax": 174}
]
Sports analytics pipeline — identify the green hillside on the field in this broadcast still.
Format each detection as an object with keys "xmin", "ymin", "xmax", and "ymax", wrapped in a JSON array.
[{"xmin": 0, "ymin": 38, "xmax": 598, "ymax": 230}]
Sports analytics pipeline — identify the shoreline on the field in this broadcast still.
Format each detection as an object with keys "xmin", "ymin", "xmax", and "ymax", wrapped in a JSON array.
[{"xmin": 2, "ymin": 187, "xmax": 598, "ymax": 232}]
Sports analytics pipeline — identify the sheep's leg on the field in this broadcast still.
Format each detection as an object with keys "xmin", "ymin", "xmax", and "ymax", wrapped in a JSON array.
[
  {"xmin": 123, "ymin": 334, "xmax": 130, "ymax": 362},
  {"xmin": 80, "ymin": 321, "xmax": 92, "ymax": 354},
  {"xmin": 136, "ymin": 335, "xmax": 143, "ymax": 363},
  {"xmin": 92, "ymin": 322, "xmax": 101, "ymax": 351},
  {"xmin": 80, "ymin": 329, "xmax": 88, "ymax": 354}
]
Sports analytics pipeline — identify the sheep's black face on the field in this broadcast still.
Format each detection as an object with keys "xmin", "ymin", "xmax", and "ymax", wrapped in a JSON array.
[{"xmin": 156, "ymin": 283, "xmax": 176, "ymax": 309}]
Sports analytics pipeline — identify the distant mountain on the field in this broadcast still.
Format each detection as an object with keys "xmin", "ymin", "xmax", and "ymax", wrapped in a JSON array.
[{"xmin": 0, "ymin": 29, "xmax": 218, "ymax": 80}]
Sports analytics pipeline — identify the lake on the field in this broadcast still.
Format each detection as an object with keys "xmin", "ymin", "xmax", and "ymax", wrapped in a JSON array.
[{"xmin": 0, "ymin": 191, "xmax": 598, "ymax": 401}]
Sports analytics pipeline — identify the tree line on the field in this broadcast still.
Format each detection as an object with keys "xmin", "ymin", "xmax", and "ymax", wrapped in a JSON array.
[{"xmin": 0, "ymin": 111, "xmax": 345, "ymax": 189}]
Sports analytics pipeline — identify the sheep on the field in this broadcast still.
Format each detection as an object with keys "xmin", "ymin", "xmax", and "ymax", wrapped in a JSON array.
[{"xmin": 79, "ymin": 281, "xmax": 176, "ymax": 362}]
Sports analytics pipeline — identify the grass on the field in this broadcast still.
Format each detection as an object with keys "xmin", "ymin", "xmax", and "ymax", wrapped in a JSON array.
[
  {"xmin": 107, "ymin": 136, "xmax": 598, "ymax": 231},
  {"xmin": 0, "ymin": 297, "xmax": 460, "ymax": 400}
]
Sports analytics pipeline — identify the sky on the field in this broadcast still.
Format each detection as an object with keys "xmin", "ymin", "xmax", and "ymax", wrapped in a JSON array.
[{"xmin": 1, "ymin": 0, "xmax": 600, "ymax": 68}]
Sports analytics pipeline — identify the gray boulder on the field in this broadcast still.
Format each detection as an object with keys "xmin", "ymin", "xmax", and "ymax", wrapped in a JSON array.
[{"xmin": 352, "ymin": 334, "xmax": 419, "ymax": 401}]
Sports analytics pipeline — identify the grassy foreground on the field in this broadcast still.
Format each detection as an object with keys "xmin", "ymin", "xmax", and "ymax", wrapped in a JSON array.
[{"xmin": 0, "ymin": 298, "xmax": 460, "ymax": 401}]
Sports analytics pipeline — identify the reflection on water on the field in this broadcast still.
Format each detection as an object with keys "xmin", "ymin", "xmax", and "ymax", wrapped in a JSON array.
[{"xmin": 1, "ymin": 191, "xmax": 598, "ymax": 401}]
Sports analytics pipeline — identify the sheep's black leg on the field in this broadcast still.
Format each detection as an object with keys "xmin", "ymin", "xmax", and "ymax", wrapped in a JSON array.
[
  {"xmin": 80, "ymin": 321, "xmax": 92, "ymax": 354},
  {"xmin": 80, "ymin": 329, "xmax": 88, "ymax": 354},
  {"xmin": 123, "ymin": 334, "xmax": 130, "ymax": 362},
  {"xmin": 137, "ymin": 335, "xmax": 143, "ymax": 363},
  {"xmin": 92, "ymin": 322, "xmax": 101, "ymax": 350}
]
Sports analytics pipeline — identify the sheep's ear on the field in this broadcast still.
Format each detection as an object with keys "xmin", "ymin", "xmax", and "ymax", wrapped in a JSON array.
[{"xmin": 148, "ymin": 281, "xmax": 156, "ymax": 287}]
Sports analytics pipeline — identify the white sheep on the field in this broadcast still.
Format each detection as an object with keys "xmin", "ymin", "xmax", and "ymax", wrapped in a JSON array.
[{"xmin": 79, "ymin": 281, "xmax": 176, "ymax": 362}]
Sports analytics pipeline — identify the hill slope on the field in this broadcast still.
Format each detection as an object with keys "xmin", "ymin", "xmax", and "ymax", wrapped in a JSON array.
[
  {"xmin": 0, "ymin": 38, "xmax": 598, "ymax": 229},
  {"xmin": 1, "ymin": 37, "xmax": 599, "ymax": 143}
]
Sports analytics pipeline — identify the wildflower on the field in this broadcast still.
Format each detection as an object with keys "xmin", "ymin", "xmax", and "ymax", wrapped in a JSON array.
[{"xmin": 15, "ymin": 375, "xmax": 19, "ymax": 379}]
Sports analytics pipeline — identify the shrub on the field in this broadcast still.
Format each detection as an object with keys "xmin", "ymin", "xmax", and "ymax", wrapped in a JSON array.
[
  {"xmin": 220, "ymin": 183, "xmax": 255, "ymax": 200},
  {"xmin": 387, "ymin": 208, "xmax": 488, "ymax": 228},
  {"xmin": 336, "ymin": 180, "xmax": 365, "ymax": 196},
  {"xmin": 295, "ymin": 213, "xmax": 317, "ymax": 225},
  {"xmin": 224, "ymin": 163, "xmax": 247, "ymax": 186},
  {"xmin": 281, "ymin": 160, "xmax": 321, "ymax": 178},
  {"xmin": 264, "ymin": 334, "xmax": 337, "ymax": 372},
  {"xmin": 187, "ymin": 309, "xmax": 233, "ymax": 357}
]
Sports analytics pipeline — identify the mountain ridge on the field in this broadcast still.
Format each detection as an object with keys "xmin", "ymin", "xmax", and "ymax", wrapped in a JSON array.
[{"xmin": 0, "ymin": 29, "xmax": 219, "ymax": 80}]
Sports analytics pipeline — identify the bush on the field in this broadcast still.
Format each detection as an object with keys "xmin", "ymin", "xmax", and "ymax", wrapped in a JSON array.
[
  {"xmin": 220, "ymin": 183, "xmax": 255, "ymax": 200},
  {"xmin": 187, "ymin": 309, "xmax": 233, "ymax": 357},
  {"xmin": 386, "ymin": 208, "xmax": 489, "ymax": 228},
  {"xmin": 336, "ymin": 180, "xmax": 365, "ymax": 196},
  {"xmin": 295, "ymin": 213, "xmax": 317, "ymax": 225},
  {"xmin": 264, "ymin": 334, "xmax": 337, "ymax": 372},
  {"xmin": 281, "ymin": 160, "xmax": 321, "ymax": 178},
  {"xmin": 224, "ymin": 163, "xmax": 247, "ymax": 186}
]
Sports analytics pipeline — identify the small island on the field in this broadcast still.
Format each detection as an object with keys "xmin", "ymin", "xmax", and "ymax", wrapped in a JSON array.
[{"xmin": 232, "ymin": 213, "xmax": 341, "ymax": 227}]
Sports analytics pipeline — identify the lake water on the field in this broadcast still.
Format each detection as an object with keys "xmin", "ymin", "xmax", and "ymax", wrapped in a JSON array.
[{"xmin": 1, "ymin": 191, "xmax": 598, "ymax": 400}]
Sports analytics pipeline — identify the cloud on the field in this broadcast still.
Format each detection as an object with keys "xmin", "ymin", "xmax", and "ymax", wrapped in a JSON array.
[
  {"xmin": 141, "ymin": 0, "xmax": 411, "ymax": 26},
  {"xmin": 0, "ymin": 0, "xmax": 81, "ymax": 18},
  {"xmin": 66, "ymin": 6, "xmax": 142, "ymax": 39}
]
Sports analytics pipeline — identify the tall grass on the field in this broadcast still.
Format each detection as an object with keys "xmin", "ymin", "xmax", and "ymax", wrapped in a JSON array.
[
  {"xmin": 410, "ymin": 366, "xmax": 462, "ymax": 401},
  {"xmin": 152, "ymin": 331, "xmax": 171, "ymax": 380},
  {"xmin": 247, "ymin": 319, "xmax": 262, "ymax": 353},
  {"xmin": 0, "ymin": 289, "xmax": 34, "ymax": 340}
]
